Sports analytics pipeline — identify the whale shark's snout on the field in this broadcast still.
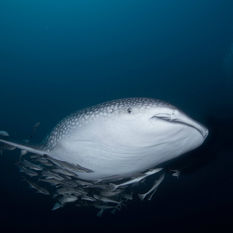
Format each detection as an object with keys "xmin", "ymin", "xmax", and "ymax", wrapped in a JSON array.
[
  {"xmin": 153, "ymin": 108, "xmax": 208, "ymax": 141},
  {"xmin": 172, "ymin": 110, "xmax": 209, "ymax": 140}
]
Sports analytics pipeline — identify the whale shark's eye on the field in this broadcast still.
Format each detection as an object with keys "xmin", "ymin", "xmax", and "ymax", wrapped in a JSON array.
[{"xmin": 127, "ymin": 108, "xmax": 132, "ymax": 114}]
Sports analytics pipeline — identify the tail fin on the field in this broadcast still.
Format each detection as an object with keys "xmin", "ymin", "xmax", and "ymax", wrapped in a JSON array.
[{"xmin": 0, "ymin": 138, "xmax": 46, "ymax": 156}]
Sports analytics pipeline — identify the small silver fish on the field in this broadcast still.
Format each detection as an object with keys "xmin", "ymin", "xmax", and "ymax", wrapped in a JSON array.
[
  {"xmin": 57, "ymin": 187, "xmax": 78, "ymax": 196},
  {"xmin": 0, "ymin": 131, "xmax": 9, "ymax": 137},
  {"xmin": 26, "ymin": 179, "xmax": 50, "ymax": 195},
  {"xmin": 39, "ymin": 178, "xmax": 61, "ymax": 187},
  {"xmin": 110, "ymin": 168, "xmax": 162, "ymax": 190},
  {"xmin": 122, "ymin": 193, "xmax": 133, "ymax": 201},
  {"xmin": 20, "ymin": 167, "xmax": 38, "ymax": 177},
  {"xmin": 81, "ymin": 196, "xmax": 96, "ymax": 202},
  {"xmin": 42, "ymin": 171, "xmax": 64, "ymax": 181},
  {"xmin": 52, "ymin": 194, "xmax": 78, "ymax": 210},
  {"xmin": 22, "ymin": 159, "xmax": 43, "ymax": 171},
  {"xmin": 93, "ymin": 195, "xmax": 121, "ymax": 205},
  {"xmin": 100, "ymin": 189, "xmax": 122, "ymax": 197},
  {"xmin": 75, "ymin": 180, "xmax": 92, "ymax": 187},
  {"xmin": 94, "ymin": 204, "xmax": 120, "ymax": 217},
  {"xmin": 59, "ymin": 180, "xmax": 78, "ymax": 188},
  {"xmin": 171, "ymin": 169, "xmax": 181, "ymax": 178},
  {"xmin": 52, "ymin": 168, "xmax": 76, "ymax": 177},
  {"xmin": 59, "ymin": 195, "xmax": 78, "ymax": 205},
  {"xmin": 36, "ymin": 157, "xmax": 53, "ymax": 167},
  {"xmin": 52, "ymin": 202, "xmax": 62, "ymax": 211},
  {"xmin": 138, "ymin": 174, "xmax": 165, "ymax": 200}
]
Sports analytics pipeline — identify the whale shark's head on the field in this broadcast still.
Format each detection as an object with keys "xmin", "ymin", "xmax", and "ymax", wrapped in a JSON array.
[
  {"xmin": 98, "ymin": 99, "xmax": 209, "ymax": 159},
  {"xmin": 138, "ymin": 104, "xmax": 208, "ymax": 141}
]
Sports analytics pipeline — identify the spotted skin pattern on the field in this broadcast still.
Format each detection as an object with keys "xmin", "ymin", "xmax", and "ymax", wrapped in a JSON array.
[{"xmin": 44, "ymin": 98, "xmax": 175, "ymax": 151}]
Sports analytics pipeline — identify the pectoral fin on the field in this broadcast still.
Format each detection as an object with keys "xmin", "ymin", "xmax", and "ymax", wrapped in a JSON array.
[{"xmin": 0, "ymin": 138, "xmax": 46, "ymax": 155}]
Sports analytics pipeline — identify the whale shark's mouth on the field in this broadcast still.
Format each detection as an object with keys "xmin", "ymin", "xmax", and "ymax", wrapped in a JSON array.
[
  {"xmin": 152, "ymin": 114, "xmax": 209, "ymax": 139},
  {"xmin": 172, "ymin": 120, "xmax": 208, "ymax": 139}
]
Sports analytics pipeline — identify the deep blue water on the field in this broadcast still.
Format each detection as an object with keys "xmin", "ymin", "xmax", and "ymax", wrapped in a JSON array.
[{"xmin": 0, "ymin": 1, "xmax": 233, "ymax": 232}]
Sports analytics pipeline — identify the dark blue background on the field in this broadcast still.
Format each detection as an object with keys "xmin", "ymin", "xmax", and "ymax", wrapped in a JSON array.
[{"xmin": 0, "ymin": 1, "xmax": 233, "ymax": 232}]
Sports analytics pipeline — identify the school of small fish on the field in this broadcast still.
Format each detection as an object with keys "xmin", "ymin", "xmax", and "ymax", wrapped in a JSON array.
[
  {"xmin": 17, "ymin": 152, "xmax": 165, "ymax": 216},
  {"xmin": 1, "ymin": 129, "xmax": 167, "ymax": 216}
]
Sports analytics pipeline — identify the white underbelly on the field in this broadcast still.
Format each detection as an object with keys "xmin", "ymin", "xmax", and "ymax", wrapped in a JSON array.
[{"xmin": 47, "ymin": 125, "xmax": 201, "ymax": 181}]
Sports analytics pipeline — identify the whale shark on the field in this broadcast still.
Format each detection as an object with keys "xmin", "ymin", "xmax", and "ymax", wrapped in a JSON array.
[{"xmin": 0, "ymin": 98, "xmax": 208, "ymax": 214}]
